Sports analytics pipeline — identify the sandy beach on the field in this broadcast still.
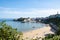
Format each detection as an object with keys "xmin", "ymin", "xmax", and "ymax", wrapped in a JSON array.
[{"xmin": 23, "ymin": 24, "xmax": 55, "ymax": 40}]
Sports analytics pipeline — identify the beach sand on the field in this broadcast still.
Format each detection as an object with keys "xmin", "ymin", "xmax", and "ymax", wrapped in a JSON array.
[{"xmin": 23, "ymin": 25, "xmax": 55, "ymax": 40}]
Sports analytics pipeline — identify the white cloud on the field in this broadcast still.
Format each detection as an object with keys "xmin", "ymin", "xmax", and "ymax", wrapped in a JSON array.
[{"xmin": 0, "ymin": 7, "xmax": 60, "ymax": 17}]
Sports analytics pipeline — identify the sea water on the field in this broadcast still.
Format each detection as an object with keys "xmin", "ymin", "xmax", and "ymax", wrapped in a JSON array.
[{"xmin": 5, "ymin": 21, "xmax": 46, "ymax": 32}]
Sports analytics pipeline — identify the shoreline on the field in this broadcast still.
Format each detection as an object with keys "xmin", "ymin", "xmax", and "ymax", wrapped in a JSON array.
[
  {"xmin": 22, "ymin": 24, "xmax": 49, "ymax": 33},
  {"xmin": 23, "ymin": 24, "xmax": 55, "ymax": 40},
  {"xmin": 22, "ymin": 26, "xmax": 45, "ymax": 33}
]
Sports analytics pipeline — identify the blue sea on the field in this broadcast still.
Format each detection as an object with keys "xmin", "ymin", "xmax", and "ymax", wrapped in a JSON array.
[{"xmin": 0, "ymin": 19, "xmax": 46, "ymax": 32}]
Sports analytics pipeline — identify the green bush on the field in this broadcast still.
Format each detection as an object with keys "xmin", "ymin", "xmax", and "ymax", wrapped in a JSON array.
[{"xmin": 0, "ymin": 21, "xmax": 23, "ymax": 40}]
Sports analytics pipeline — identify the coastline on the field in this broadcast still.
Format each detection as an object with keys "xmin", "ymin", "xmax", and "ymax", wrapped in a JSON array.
[
  {"xmin": 21, "ymin": 23, "xmax": 47, "ymax": 33},
  {"xmin": 23, "ymin": 24, "xmax": 55, "ymax": 40}
]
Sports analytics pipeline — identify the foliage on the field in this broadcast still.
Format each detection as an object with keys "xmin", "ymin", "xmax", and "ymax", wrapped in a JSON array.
[
  {"xmin": 43, "ymin": 35, "xmax": 60, "ymax": 40},
  {"xmin": 45, "ymin": 34, "xmax": 54, "ymax": 39},
  {"xmin": 0, "ymin": 21, "xmax": 23, "ymax": 40}
]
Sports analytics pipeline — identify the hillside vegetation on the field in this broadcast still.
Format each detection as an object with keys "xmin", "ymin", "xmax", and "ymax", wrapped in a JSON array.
[{"xmin": 0, "ymin": 21, "xmax": 23, "ymax": 40}]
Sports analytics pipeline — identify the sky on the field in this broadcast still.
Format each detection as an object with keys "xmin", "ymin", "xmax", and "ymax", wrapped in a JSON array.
[{"xmin": 0, "ymin": 0, "xmax": 60, "ymax": 18}]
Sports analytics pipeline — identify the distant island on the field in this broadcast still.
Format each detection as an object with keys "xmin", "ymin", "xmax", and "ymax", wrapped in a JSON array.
[{"xmin": 13, "ymin": 17, "xmax": 42, "ymax": 23}]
